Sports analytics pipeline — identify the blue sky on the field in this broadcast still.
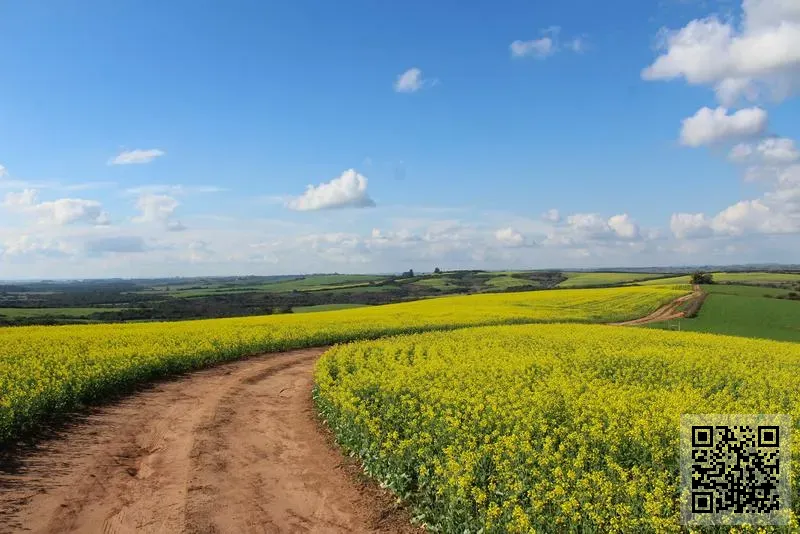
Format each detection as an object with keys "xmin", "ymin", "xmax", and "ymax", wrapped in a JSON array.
[{"xmin": 1, "ymin": 0, "xmax": 799, "ymax": 278}]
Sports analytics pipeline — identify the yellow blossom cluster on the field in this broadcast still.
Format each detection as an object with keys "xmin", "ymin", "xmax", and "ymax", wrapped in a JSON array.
[{"xmin": 314, "ymin": 324, "xmax": 800, "ymax": 533}]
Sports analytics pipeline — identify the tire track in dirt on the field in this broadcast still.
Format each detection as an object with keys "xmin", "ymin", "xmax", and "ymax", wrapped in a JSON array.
[
  {"xmin": 0, "ymin": 348, "xmax": 416, "ymax": 534},
  {"xmin": 609, "ymin": 284, "xmax": 704, "ymax": 326}
]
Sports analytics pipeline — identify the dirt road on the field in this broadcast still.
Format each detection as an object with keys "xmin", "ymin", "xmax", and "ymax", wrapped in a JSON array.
[
  {"xmin": 0, "ymin": 348, "xmax": 415, "ymax": 534},
  {"xmin": 609, "ymin": 285, "xmax": 703, "ymax": 326}
]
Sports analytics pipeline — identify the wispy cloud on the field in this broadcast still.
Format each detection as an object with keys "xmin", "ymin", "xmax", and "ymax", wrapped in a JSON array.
[
  {"xmin": 394, "ymin": 67, "xmax": 437, "ymax": 93},
  {"xmin": 109, "ymin": 148, "xmax": 166, "ymax": 165},
  {"xmin": 510, "ymin": 27, "xmax": 586, "ymax": 59},
  {"xmin": 124, "ymin": 184, "xmax": 225, "ymax": 196}
]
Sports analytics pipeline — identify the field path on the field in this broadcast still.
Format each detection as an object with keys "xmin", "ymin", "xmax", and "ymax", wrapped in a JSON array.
[
  {"xmin": 0, "ymin": 347, "xmax": 415, "ymax": 534},
  {"xmin": 609, "ymin": 284, "xmax": 703, "ymax": 326}
]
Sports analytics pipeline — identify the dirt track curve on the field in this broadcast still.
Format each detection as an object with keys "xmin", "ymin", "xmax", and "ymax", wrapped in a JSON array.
[
  {"xmin": 609, "ymin": 284, "xmax": 703, "ymax": 326},
  {"xmin": 0, "ymin": 348, "xmax": 416, "ymax": 534}
]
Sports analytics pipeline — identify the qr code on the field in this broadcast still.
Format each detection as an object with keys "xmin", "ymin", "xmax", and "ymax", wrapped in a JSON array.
[{"xmin": 681, "ymin": 414, "xmax": 792, "ymax": 526}]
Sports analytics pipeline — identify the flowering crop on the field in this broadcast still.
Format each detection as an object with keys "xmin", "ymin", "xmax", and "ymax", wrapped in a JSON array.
[
  {"xmin": 0, "ymin": 286, "xmax": 683, "ymax": 444},
  {"xmin": 314, "ymin": 324, "xmax": 800, "ymax": 533}
]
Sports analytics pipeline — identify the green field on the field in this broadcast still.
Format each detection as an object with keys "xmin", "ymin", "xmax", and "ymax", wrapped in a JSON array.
[
  {"xmin": 648, "ymin": 286, "xmax": 800, "ymax": 342},
  {"xmin": 482, "ymin": 274, "xmax": 540, "ymax": 290},
  {"xmin": 292, "ymin": 303, "xmax": 369, "ymax": 313},
  {"xmin": 158, "ymin": 274, "xmax": 389, "ymax": 296},
  {"xmin": 409, "ymin": 277, "xmax": 460, "ymax": 290},
  {"xmin": 703, "ymin": 284, "xmax": 793, "ymax": 298},
  {"xmin": 638, "ymin": 271, "xmax": 800, "ymax": 286},
  {"xmin": 0, "ymin": 307, "xmax": 117, "ymax": 318},
  {"xmin": 558, "ymin": 272, "xmax": 668, "ymax": 288}
]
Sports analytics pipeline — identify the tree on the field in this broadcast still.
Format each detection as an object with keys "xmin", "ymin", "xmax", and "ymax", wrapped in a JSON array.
[
  {"xmin": 690, "ymin": 271, "xmax": 714, "ymax": 285},
  {"xmin": 433, "ymin": 267, "xmax": 441, "ymax": 274}
]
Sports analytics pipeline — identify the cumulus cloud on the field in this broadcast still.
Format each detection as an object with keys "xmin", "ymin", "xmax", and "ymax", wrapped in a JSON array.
[
  {"xmin": 672, "ymin": 184, "xmax": 800, "ymax": 239},
  {"xmin": 495, "ymin": 227, "xmax": 527, "ymax": 247},
  {"xmin": 679, "ymin": 106, "xmax": 767, "ymax": 146},
  {"xmin": 394, "ymin": 68, "xmax": 436, "ymax": 93},
  {"xmin": 544, "ymin": 212, "xmax": 642, "ymax": 246},
  {"xmin": 566, "ymin": 213, "xmax": 612, "ymax": 235},
  {"xmin": 607, "ymin": 214, "xmax": 640, "ymax": 239},
  {"xmin": 109, "ymin": 149, "xmax": 166, "ymax": 165},
  {"xmin": 132, "ymin": 193, "xmax": 186, "ymax": 231},
  {"xmin": 2, "ymin": 189, "xmax": 110, "ymax": 226},
  {"xmin": 287, "ymin": 169, "xmax": 375, "ymax": 211},
  {"xmin": 134, "ymin": 194, "xmax": 178, "ymax": 223},
  {"xmin": 642, "ymin": 0, "xmax": 800, "ymax": 104},
  {"xmin": 670, "ymin": 212, "xmax": 714, "ymax": 239},
  {"xmin": 2, "ymin": 189, "xmax": 38, "ymax": 209},
  {"xmin": 510, "ymin": 27, "xmax": 585, "ymax": 59}
]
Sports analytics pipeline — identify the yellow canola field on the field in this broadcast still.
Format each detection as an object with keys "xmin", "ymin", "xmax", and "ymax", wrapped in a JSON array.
[
  {"xmin": 314, "ymin": 324, "xmax": 800, "ymax": 533},
  {"xmin": 0, "ymin": 286, "xmax": 684, "ymax": 443}
]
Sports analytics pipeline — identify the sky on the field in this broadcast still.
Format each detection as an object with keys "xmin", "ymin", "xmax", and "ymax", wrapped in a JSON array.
[{"xmin": 1, "ymin": 0, "xmax": 800, "ymax": 278}]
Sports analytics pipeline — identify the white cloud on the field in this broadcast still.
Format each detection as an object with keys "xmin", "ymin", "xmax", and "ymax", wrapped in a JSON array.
[
  {"xmin": 287, "ymin": 169, "xmax": 375, "ymax": 211},
  {"xmin": 670, "ymin": 212, "xmax": 714, "ymax": 239},
  {"xmin": 672, "ymin": 179, "xmax": 800, "ymax": 239},
  {"xmin": 510, "ymin": 27, "xmax": 586, "ymax": 59},
  {"xmin": 0, "ymin": 165, "xmax": 7, "ymax": 178},
  {"xmin": 607, "ymin": 214, "xmax": 640, "ymax": 239},
  {"xmin": 756, "ymin": 137, "xmax": 800, "ymax": 163},
  {"xmin": 567, "ymin": 213, "xmax": 611, "ymax": 235},
  {"xmin": 642, "ymin": 0, "xmax": 800, "ymax": 104},
  {"xmin": 1, "ymin": 235, "xmax": 73, "ymax": 258},
  {"xmin": 679, "ymin": 106, "xmax": 767, "ymax": 146},
  {"xmin": 2, "ymin": 189, "xmax": 38, "ymax": 209},
  {"xmin": 495, "ymin": 227, "xmax": 525, "ymax": 247},
  {"xmin": 2, "ymin": 189, "xmax": 110, "ymax": 226},
  {"xmin": 731, "ymin": 138, "xmax": 800, "ymax": 167},
  {"xmin": 133, "ymin": 194, "xmax": 179, "ymax": 223},
  {"xmin": 510, "ymin": 37, "xmax": 555, "ymax": 59},
  {"xmin": 729, "ymin": 138, "xmax": 800, "ymax": 185},
  {"xmin": 394, "ymin": 68, "xmax": 435, "ymax": 93},
  {"xmin": 109, "ymin": 149, "xmax": 166, "ymax": 165},
  {"xmin": 544, "ymin": 212, "xmax": 643, "ymax": 246},
  {"xmin": 133, "ymin": 193, "xmax": 186, "ymax": 231},
  {"xmin": 542, "ymin": 208, "xmax": 561, "ymax": 222}
]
